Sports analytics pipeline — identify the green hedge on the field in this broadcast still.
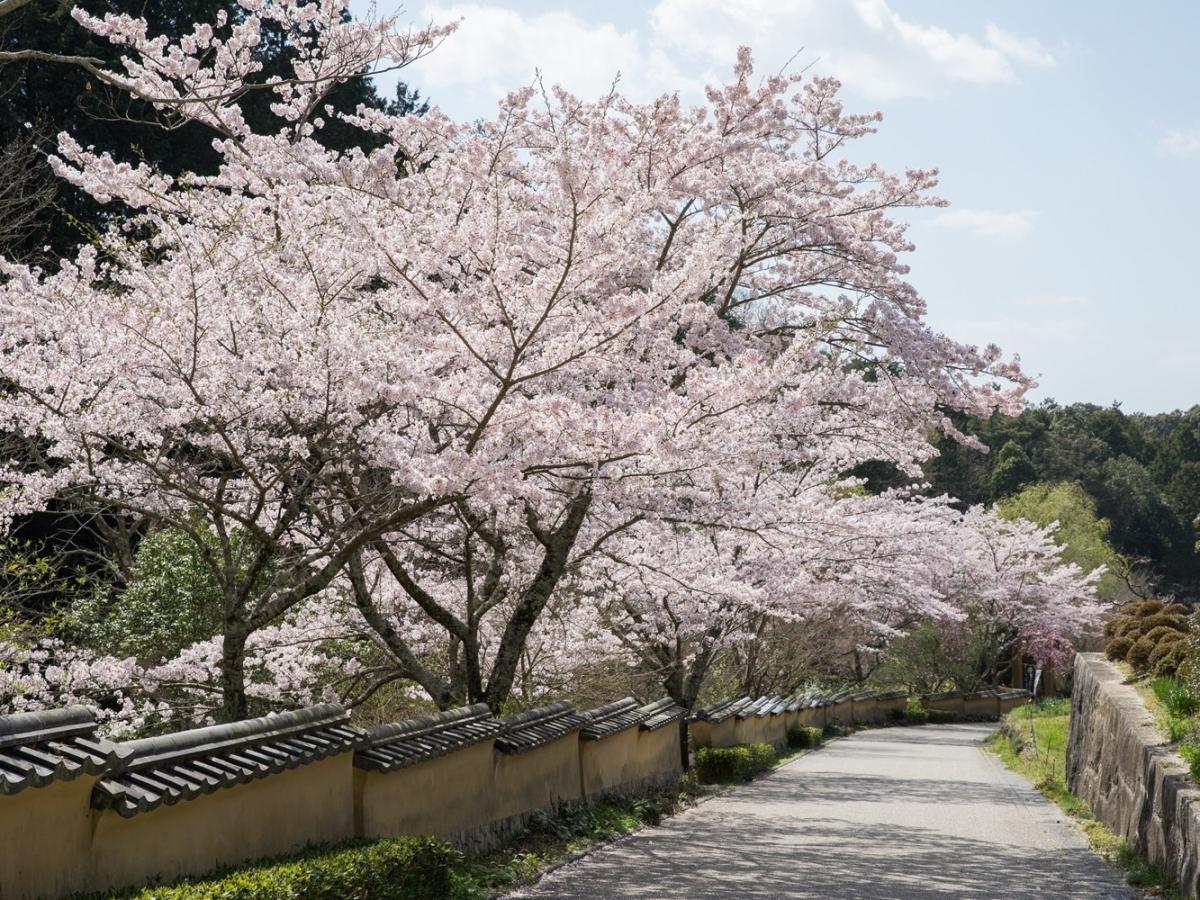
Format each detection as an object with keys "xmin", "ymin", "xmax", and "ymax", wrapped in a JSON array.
[
  {"xmin": 101, "ymin": 835, "xmax": 460, "ymax": 900},
  {"xmin": 786, "ymin": 726, "xmax": 824, "ymax": 749},
  {"xmin": 694, "ymin": 742, "xmax": 776, "ymax": 783},
  {"xmin": 927, "ymin": 708, "xmax": 961, "ymax": 724}
]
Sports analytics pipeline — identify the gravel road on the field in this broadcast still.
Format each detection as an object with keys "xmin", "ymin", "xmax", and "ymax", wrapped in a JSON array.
[{"xmin": 511, "ymin": 723, "xmax": 1133, "ymax": 899}]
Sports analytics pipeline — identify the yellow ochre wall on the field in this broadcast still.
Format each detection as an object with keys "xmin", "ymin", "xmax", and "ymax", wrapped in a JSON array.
[
  {"xmin": 797, "ymin": 706, "xmax": 826, "ymax": 730},
  {"xmin": 923, "ymin": 694, "xmax": 967, "ymax": 714},
  {"xmin": 579, "ymin": 724, "xmax": 682, "ymax": 800},
  {"xmin": 963, "ymin": 695, "xmax": 1000, "ymax": 718},
  {"xmin": 488, "ymin": 736, "xmax": 583, "ymax": 826},
  {"xmin": 877, "ymin": 697, "xmax": 906, "ymax": 721},
  {"xmin": 89, "ymin": 754, "xmax": 355, "ymax": 894},
  {"xmin": 690, "ymin": 717, "xmax": 738, "ymax": 749},
  {"xmin": 733, "ymin": 715, "xmax": 787, "ymax": 750},
  {"xmin": 827, "ymin": 701, "xmax": 853, "ymax": 727},
  {"xmin": 0, "ymin": 778, "xmax": 96, "ymax": 900},
  {"xmin": 355, "ymin": 740, "xmax": 496, "ymax": 841}
]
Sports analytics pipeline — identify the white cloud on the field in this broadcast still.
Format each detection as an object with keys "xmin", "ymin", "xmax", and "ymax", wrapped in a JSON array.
[
  {"xmin": 983, "ymin": 23, "xmax": 1056, "ymax": 68},
  {"xmin": 365, "ymin": 0, "xmax": 1059, "ymax": 120},
  {"xmin": 1160, "ymin": 127, "xmax": 1200, "ymax": 157},
  {"xmin": 932, "ymin": 208, "xmax": 1038, "ymax": 241},
  {"xmin": 650, "ymin": 0, "xmax": 1057, "ymax": 101},
  {"xmin": 393, "ymin": 4, "xmax": 693, "ymax": 118}
]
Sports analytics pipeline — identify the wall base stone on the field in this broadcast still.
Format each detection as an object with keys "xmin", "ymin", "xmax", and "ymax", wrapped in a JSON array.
[{"xmin": 1067, "ymin": 653, "xmax": 1200, "ymax": 897}]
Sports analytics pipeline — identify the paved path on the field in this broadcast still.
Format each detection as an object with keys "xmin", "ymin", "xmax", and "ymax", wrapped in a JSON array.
[{"xmin": 513, "ymin": 723, "xmax": 1133, "ymax": 899}]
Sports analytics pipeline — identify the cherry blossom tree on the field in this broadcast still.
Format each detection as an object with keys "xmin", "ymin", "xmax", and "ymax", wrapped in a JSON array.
[
  {"xmin": 1, "ymin": 1, "xmax": 1040, "ymax": 725},
  {"xmin": 932, "ymin": 505, "xmax": 1105, "ymax": 683}
]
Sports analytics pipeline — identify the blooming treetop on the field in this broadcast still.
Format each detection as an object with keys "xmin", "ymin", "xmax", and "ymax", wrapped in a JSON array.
[{"xmin": 0, "ymin": 0, "xmax": 1044, "ymax": 721}]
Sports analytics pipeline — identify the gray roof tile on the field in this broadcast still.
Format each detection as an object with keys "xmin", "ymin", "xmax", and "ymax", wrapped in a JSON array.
[
  {"xmin": 0, "ymin": 706, "xmax": 127, "ymax": 796},
  {"xmin": 355, "ymin": 703, "xmax": 501, "ymax": 772},
  {"xmin": 580, "ymin": 698, "xmax": 645, "ymax": 740},
  {"xmin": 92, "ymin": 704, "xmax": 365, "ymax": 818},
  {"xmin": 495, "ymin": 701, "xmax": 585, "ymax": 754},
  {"xmin": 692, "ymin": 696, "xmax": 752, "ymax": 723},
  {"xmin": 639, "ymin": 697, "xmax": 687, "ymax": 731}
]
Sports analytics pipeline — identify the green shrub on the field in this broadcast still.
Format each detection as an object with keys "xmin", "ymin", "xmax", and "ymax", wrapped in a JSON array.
[
  {"xmin": 786, "ymin": 726, "xmax": 824, "ymax": 749},
  {"xmin": 1149, "ymin": 639, "xmax": 1188, "ymax": 677},
  {"xmin": 926, "ymin": 708, "xmax": 960, "ymax": 724},
  {"xmin": 1104, "ymin": 635, "xmax": 1134, "ymax": 662},
  {"xmin": 1179, "ymin": 740, "xmax": 1200, "ymax": 782},
  {"xmin": 108, "ymin": 836, "xmax": 459, "ymax": 900},
  {"xmin": 1128, "ymin": 637, "xmax": 1156, "ymax": 671},
  {"xmin": 902, "ymin": 706, "xmax": 930, "ymax": 725},
  {"xmin": 1105, "ymin": 600, "xmax": 1191, "ymax": 676},
  {"xmin": 694, "ymin": 743, "xmax": 776, "ymax": 783}
]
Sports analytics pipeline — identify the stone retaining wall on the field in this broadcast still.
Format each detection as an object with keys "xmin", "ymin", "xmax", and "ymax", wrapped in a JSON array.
[{"xmin": 1067, "ymin": 653, "xmax": 1200, "ymax": 897}]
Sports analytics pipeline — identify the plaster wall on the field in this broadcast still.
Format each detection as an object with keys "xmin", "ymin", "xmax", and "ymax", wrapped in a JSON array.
[
  {"xmin": 963, "ymin": 695, "xmax": 1000, "ymax": 718},
  {"xmin": 924, "ymin": 694, "xmax": 966, "ymax": 715},
  {"xmin": 797, "ymin": 706, "xmax": 825, "ymax": 730},
  {"xmin": 852, "ymin": 698, "xmax": 882, "ymax": 724},
  {"xmin": 580, "ymin": 725, "xmax": 682, "ymax": 800},
  {"xmin": 355, "ymin": 740, "xmax": 496, "ymax": 842},
  {"xmin": 489, "ymin": 735, "xmax": 583, "ymax": 826},
  {"xmin": 827, "ymin": 701, "xmax": 853, "ymax": 727},
  {"xmin": 0, "ymin": 778, "xmax": 95, "ymax": 900},
  {"xmin": 732, "ymin": 715, "xmax": 774, "ymax": 748},
  {"xmin": 877, "ymin": 697, "xmax": 907, "ymax": 721},
  {"xmin": 89, "ymin": 754, "xmax": 355, "ymax": 893},
  {"xmin": 691, "ymin": 718, "xmax": 737, "ymax": 749}
]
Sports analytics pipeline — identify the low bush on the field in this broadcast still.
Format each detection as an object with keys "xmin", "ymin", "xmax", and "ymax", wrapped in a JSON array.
[
  {"xmin": 786, "ymin": 726, "xmax": 824, "ymax": 749},
  {"xmin": 1103, "ymin": 599, "xmax": 1189, "ymax": 676},
  {"xmin": 694, "ymin": 743, "xmax": 776, "ymax": 783},
  {"xmin": 1179, "ymin": 740, "xmax": 1200, "ymax": 782},
  {"xmin": 926, "ymin": 708, "xmax": 960, "ymax": 724},
  {"xmin": 105, "ymin": 836, "xmax": 459, "ymax": 900}
]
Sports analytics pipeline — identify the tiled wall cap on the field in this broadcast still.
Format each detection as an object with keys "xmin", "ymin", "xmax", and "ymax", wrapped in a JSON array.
[
  {"xmin": 0, "ymin": 706, "xmax": 128, "ymax": 796},
  {"xmin": 93, "ymin": 704, "xmax": 366, "ymax": 818},
  {"xmin": 580, "ymin": 698, "xmax": 647, "ymax": 741},
  {"xmin": 692, "ymin": 697, "xmax": 752, "ymax": 724},
  {"xmin": 495, "ymin": 701, "xmax": 586, "ymax": 755},
  {"xmin": 355, "ymin": 704, "xmax": 501, "ymax": 773},
  {"xmin": 638, "ymin": 697, "xmax": 687, "ymax": 731}
]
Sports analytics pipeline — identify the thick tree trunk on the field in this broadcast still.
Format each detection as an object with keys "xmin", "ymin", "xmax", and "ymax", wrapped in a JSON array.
[
  {"xmin": 483, "ymin": 492, "xmax": 591, "ymax": 711},
  {"xmin": 220, "ymin": 627, "xmax": 249, "ymax": 722}
]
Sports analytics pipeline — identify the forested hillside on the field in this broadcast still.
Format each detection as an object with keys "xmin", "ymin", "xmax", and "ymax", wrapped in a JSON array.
[{"xmin": 925, "ymin": 402, "xmax": 1200, "ymax": 600}]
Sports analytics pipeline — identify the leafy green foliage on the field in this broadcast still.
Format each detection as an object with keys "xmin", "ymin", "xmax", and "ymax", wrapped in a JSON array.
[
  {"xmin": 786, "ymin": 726, "xmax": 824, "ymax": 749},
  {"xmin": 989, "ymin": 440, "xmax": 1037, "ymax": 498},
  {"xmin": 997, "ymin": 482, "xmax": 1125, "ymax": 601},
  {"xmin": 1148, "ymin": 677, "xmax": 1200, "ymax": 779},
  {"xmin": 926, "ymin": 401, "xmax": 1200, "ymax": 596},
  {"xmin": 60, "ymin": 524, "xmax": 232, "ymax": 662},
  {"xmin": 694, "ymin": 743, "xmax": 777, "ymax": 783},
  {"xmin": 93, "ymin": 836, "xmax": 459, "ymax": 899}
]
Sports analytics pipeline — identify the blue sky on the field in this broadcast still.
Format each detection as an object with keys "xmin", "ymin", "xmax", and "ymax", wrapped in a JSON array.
[{"xmin": 351, "ymin": 0, "xmax": 1199, "ymax": 414}]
